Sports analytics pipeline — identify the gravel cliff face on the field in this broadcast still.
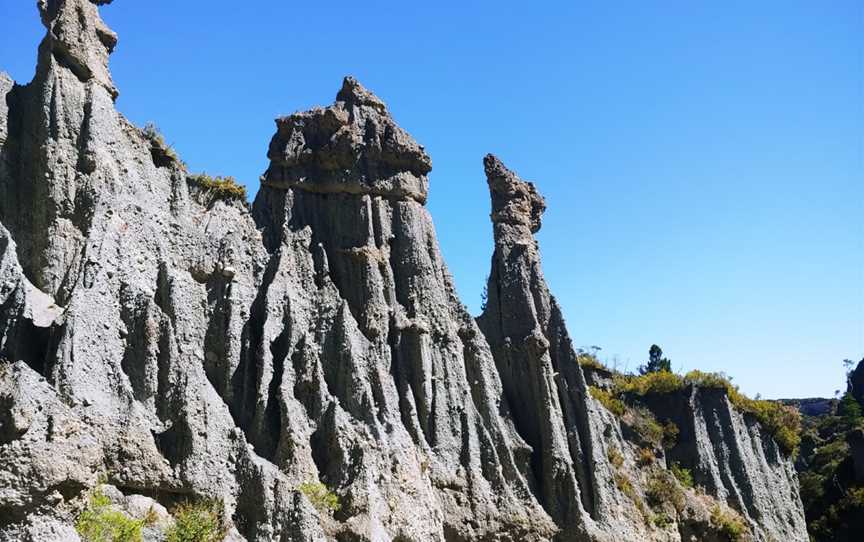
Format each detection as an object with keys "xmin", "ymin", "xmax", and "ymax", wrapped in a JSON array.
[{"xmin": 0, "ymin": 2, "xmax": 807, "ymax": 541}]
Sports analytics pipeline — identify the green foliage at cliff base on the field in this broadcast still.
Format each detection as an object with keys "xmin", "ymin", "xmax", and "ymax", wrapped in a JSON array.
[{"xmin": 76, "ymin": 488, "xmax": 143, "ymax": 542}]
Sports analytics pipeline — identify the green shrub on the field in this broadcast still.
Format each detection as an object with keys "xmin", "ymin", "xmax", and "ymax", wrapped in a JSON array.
[
  {"xmin": 187, "ymin": 173, "xmax": 248, "ymax": 202},
  {"xmin": 669, "ymin": 463, "xmax": 694, "ymax": 489},
  {"xmin": 683, "ymin": 370, "xmax": 732, "ymax": 389},
  {"xmin": 628, "ymin": 406, "xmax": 664, "ymax": 444},
  {"xmin": 615, "ymin": 371, "xmax": 685, "ymax": 396},
  {"xmin": 838, "ymin": 392, "xmax": 864, "ymax": 426},
  {"xmin": 710, "ymin": 505, "xmax": 748, "ymax": 542},
  {"xmin": 76, "ymin": 488, "xmax": 143, "ymax": 542},
  {"xmin": 614, "ymin": 472, "xmax": 649, "ymax": 520},
  {"xmin": 607, "ymin": 446, "xmax": 624, "ymax": 469},
  {"xmin": 652, "ymin": 513, "xmax": 673, "ymax": 528},
  {"xmin": 299, "ymin": 482, "xmax": 341, "ymax": 514},
  {"xmin": 847, "ymin": 486, "xmax": 864, "ymax": 508},
  {"xmin": 636, "ymin": 447, "xmax": 655, "ymax": 467},
  {"xmin": 166, "ymin": 500, "xmax": 226, "ymax": 542},
  {"xmin": 662, "ymin": 421, "xmax": 680, "ymax": 448},
  {"xmin": 577, "ymin": 352, "xmax": 606, "ymax": 370},
  {"xmin": 142, "ymin": 122, "xmax": 179, "ymax": 165},
  {"xmin": 590, "ymin": 386, "xmax": 625, "ymax": 417},
  {"xmin": 646, "ymin": 471, "xmax": 684, "ymax": 513},
  {"xmin": 614, "ymin": 472, "xmax": 636, "ymax": 500},
  {"xmin": 811, "ymin": 439, "xmax": 850, "ymax": 475}
]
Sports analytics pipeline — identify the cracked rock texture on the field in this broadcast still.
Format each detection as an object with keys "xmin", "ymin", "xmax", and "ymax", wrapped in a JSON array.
[{"xmin": 0, "ymin": 1, "xmax": 808, "ymax": 541}]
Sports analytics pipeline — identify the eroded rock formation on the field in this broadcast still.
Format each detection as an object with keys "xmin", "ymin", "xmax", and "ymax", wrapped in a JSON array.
[{"xmin": 0, "ymin": 1, "xmax": 808, "ymax": 541}]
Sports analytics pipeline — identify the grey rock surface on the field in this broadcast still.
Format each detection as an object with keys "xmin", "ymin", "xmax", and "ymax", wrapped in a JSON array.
[
  {"xmin": 642, "ymin": 387, "xmax": 808, "ymax": 541},
  {"xmin": 0, "ymin": 1, "xmax": 809, "ymax": 541}
]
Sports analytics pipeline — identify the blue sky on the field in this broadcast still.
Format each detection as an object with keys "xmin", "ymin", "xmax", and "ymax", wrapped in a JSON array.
[{"xmin": 1, "ymin": 1, "xmax": 861, "ymax": 398}]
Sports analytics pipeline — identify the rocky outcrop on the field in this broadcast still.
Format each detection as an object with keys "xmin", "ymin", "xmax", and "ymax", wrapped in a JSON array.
[
  {"xmin": 0, "ymin": 1, "xmax": 809, "ymax": 541},
  {"xmin": 476, "ymin": 157, "xmax": 807, "ymax": 542},
  {"xmin": 478, "ymin": 155, "xmax": 632, "ymax": 540},
  {"xmin": 246, "ymin": 75, "xmax": 558, "ymax": 541},
  {"xmin": 642, "ymin": 387, "xmax": 807, "ymax": 541}
]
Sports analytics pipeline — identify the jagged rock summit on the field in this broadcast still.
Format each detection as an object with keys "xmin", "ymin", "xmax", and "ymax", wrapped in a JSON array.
[
  {"xmin": 263, "ymin": 76, "xmax": 432, "ymax": 203},
  {"xmin": 1, "ymin": 2, "xmax": 808, "ymax": 541}
]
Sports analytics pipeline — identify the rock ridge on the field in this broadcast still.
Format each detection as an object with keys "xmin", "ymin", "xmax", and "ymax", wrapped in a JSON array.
[{"xmin": 0, "ymin": 2, "xmax": 809, "ymax": 541}]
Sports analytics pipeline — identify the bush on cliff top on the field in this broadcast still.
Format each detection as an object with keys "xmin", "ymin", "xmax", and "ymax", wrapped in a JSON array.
[
  {"xmin": 615, "ymin": 370, "xmax": 685, "ymax": 396},
  {"xmin": 187, "ymin": 173, "xmax": 248, "ymax": 202},
  {"xmin": 577, "ymin": 351, "xmax": 607, "ymax": 371},
  {"xmin": 598, "ymin": 369, "xmax": 800, "ymax": 455},
  {"xmin": 142, "ymin": 122, "xmax": 179, "ymax": 166}
]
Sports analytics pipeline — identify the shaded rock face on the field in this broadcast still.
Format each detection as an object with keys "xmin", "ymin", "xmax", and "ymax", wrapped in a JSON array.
[
  {"xmin": 849, "ymin": 359, "xmax": 864, "ymax": 406},
  {"xmin": 642, "ymin": 389, "xmax": 808, "ymax": 541},
  {"xmin": 0, "ymin": 2, "xmax": 808, "ymax": 541}
]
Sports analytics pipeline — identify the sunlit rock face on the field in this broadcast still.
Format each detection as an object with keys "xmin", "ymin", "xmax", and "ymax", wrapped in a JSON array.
[{"xmin": 0, "ymin": 2, "xmax": 808, "ymax": 541}]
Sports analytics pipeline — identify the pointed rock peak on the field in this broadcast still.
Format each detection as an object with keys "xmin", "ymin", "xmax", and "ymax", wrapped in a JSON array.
[
  {"xmin": 484, "ymin": 154, "xmax": 546, "ymax": 234},
  {"xmin": 37, "ymin": 0, "xmax": 118, "ymax": 98},
  {"xmin": 336, "ymin": 76, "xmax": 387, "ymax": 111}
]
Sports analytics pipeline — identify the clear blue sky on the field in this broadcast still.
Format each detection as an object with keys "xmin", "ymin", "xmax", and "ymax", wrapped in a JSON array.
[{"xmin": 2, "ymin": 1, "xmax": 861, "ymax": 399}]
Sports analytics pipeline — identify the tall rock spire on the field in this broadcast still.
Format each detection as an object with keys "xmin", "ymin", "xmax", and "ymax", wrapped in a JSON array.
[
  {"xmin": 478, "ymin": 155, "xmax": 606, "ymax": 539},
  {"xmin": 36, "ymin": 0, "xmax": 119, "ymax": 98}
]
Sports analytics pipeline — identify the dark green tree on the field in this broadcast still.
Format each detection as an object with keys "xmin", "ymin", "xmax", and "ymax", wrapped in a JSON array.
[
  {"xmin": 837, "ymin": 392, "xmax": 863, "ymax": 426},
  {"xmin": 639, "ymin": 344, "xmax": 672, "ymax": 374}
]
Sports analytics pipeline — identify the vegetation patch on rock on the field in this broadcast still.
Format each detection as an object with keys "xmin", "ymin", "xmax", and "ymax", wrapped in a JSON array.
[
  {"xmin": 595, "ymin": 366, "xmax": 801, "ymax": 455},
  {"xmin": 165, "ymin": 499, "xmax": 226, "ymax": 542},
  {"xmin": 187, "ymin": 173, "xmax": 248, "ymax": 202},
  {"xmin": 299, "ymin": 481, "xmax": 341, "ymax": 515},
  {"xmin": 710, "ymin": 504, "xmax": 748, "ymax": 542},
  {"xmin": 76, "ymin": 488, "xmax": 144, "ymax": 542},
  {"xmin": 142, "ymin": 122, "xmax": 180, "ymax": 168}
]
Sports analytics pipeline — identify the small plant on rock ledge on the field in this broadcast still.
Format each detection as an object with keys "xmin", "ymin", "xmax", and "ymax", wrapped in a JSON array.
[
  {"xmin": 669, "ymin": 462, "xmax": 694, "ymax": 488},
  {"xmin": 637, "ymin": 447, "xmax": 655, "ymax": 467},
  {"xmin": 590, "ymin": 385, "xmax": 625, "ymax": 417},
  {"xmin": 607, "ymin": 446, "xmax": 624, "ymax": 469},
  {"xmin": 646, "ymin": 470, "xmax": 685, "ymax": 514},
  {"xmin": 299, "ymin": 481, "xmax": 341, "ymax": 515},
  {"xmin": 165, "ymin": 499, "xmax": 226, "ymax": 542},
  {"xmin": 187, "ymin": 173, "xmax": 248, "ymax": 202},
  {"xmin": 75, "ymin": 487, "xmax": 143, "ymax": 542},
  {"xmin": 142, "ymin": 122, "xmax": 179, "ymax": 167},
  {"xmin": 710, "ymin": 504, "xmax": 749, "ymax": 542}
]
